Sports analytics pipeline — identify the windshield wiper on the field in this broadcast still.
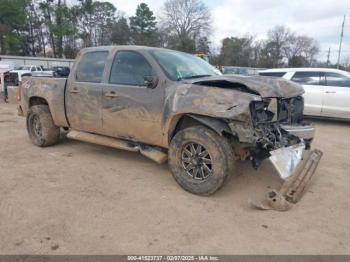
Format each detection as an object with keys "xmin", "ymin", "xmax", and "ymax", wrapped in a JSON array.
[{"xmin": 178, "ymin": 74, "xmax": 212, "ymax": 80}]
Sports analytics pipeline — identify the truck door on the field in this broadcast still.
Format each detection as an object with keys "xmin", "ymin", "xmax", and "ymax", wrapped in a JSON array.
[
  {"xmin": 66, "ymin": 51, "xmax": 109, "ymax": 133},
  {"xmin": 291, "ymin": 71, "xmax": 324, "ymax": 116},
  {"xmin": 322, "ymin": 72, "xmax": 350, "ymax": 119},
  {"xmin": 101, "ymin": 50, "xmax": 164, "ymax": 146}
]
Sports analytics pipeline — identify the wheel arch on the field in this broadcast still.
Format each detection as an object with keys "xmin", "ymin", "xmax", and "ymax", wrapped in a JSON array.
[
  {"xmin": 168, "ymin": 114, "xmax": 233, "ymax": 144},
  {"xmin": 29, "ymin": 96, "xmax": 49, "ymax": 108},
  {"xmin": 27, "ymin": 96, "xmax": 60, "ymax": 126}
]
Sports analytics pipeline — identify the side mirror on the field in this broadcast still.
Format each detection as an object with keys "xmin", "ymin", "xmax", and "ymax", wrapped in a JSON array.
[{"xmin": 144, "ymin": 75, "xmax": 158, "ymax": 89}]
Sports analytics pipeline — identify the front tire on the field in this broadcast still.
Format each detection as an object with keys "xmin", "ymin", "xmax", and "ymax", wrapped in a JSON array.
[
  {"xmin": 168, "ymin": 126, "xmax": 235, "ymax": 195},
  {"xmin": 26, "ymin": 105, "xmax": 60, "ymax": 147}
]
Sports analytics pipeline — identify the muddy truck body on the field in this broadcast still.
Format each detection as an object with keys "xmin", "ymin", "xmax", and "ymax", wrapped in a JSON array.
[{"xmin": 18, "ymin": 46, "xmax": 322, "ymax": 210}]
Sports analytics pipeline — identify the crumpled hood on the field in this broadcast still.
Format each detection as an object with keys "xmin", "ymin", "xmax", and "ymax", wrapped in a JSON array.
[{"xmin": 187, "ymin": 75, "xmax": 304, "ymax": 98}]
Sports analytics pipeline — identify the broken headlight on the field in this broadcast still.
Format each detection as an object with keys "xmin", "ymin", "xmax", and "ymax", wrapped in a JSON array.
[
  {"xmin": 278, "ymin": 96, "xmax": 304, "ymax": 124},
  {"xmin": 251, "ymin": 96, "xmax": 304, "ymax": 125},
  {"xmin": 250, "ymin": 98, "xmax": 277, "ymax": 124},
  {"xmin": 290, "ymin": 96, "xmax": 304, "ymax": 123}
]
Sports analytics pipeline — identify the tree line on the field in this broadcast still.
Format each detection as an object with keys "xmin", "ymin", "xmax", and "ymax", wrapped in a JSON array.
[
  {"xmin": 0, "ymin": 0, "xmax": 211, "ymax": 58},
  {"xmin": 0, "ymin": 0, "xmax": 339, "ymax": 69}
]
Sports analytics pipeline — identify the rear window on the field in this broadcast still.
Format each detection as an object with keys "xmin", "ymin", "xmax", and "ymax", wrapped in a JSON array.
[
  {"xmin": 259, "ymin": 72, "xmax": 286, "ymax": 77},
  {"xmin": 291, "ymin": 72, "xmax": 320, "ymax": 85},
  {"xmin": 76, "ymin": 51, "xmax": 108, "ymax": 83}
]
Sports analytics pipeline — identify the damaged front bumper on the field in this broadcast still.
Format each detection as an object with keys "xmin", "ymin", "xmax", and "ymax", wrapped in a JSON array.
[
  {"xmin": 253, "ymin": 142, "xmax": 323, "ymax": 211},
  {"xmin": 281, "ymin": 124, "xmax": 315, "ymax": 141},
  {"xmin": 244, "ymin": 95, "xmax": 323, "ymax": 210}
]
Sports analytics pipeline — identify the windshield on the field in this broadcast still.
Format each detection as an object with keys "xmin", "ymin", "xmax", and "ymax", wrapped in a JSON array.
[{"xmin": 151, "ymin": 50, "xmax": 220, "ymax": 81}]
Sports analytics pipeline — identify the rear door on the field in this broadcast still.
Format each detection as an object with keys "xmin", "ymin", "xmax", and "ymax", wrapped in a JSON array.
[
  {"xmin": 66, "ymin": 50, "xmax": 109, "ymax": 133},
  {"xmin": 322, "ymin": 72, "xmax": 350, "ymax": 119},
  {"xmin": 291, "ymin": 71, "xmax": 324, "ymax": 116},
  {"xmin": 100, "ymin": 50, "xmax": 164, "ymax": 146}
]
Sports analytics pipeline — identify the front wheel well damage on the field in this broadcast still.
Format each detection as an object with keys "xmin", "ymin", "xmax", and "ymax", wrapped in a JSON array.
[{"xmin": 169, "ymin": 114, "xmax": 234, "ymax": 142}]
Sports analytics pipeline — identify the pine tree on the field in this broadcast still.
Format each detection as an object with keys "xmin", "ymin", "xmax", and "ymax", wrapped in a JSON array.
[{"xmin": 129, "ymin": 3, "xmax": 157, "ymax": 46}]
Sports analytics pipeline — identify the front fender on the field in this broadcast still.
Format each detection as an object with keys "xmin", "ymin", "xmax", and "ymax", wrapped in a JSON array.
[
  {"xmin": 165, "ymin": 84, "xmax": 260, "ymax": 121},
  {"xmin": 162, "ymin": 84, "xmax": 260, "ymax": 146}
]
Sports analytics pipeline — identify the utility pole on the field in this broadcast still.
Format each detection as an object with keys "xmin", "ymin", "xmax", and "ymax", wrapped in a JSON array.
[
  {"xmin": 337, "ymin": 15, "xmax": 346, "ymax": 69},
  {"xmin": 327, "ymin": 47, "xmax": 331, "ymax": 66}
]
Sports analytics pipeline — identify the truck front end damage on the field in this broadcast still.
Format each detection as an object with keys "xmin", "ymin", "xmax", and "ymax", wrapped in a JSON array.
[
  {"xmin": 170, "ymin": 75, "xmax": 322, "ymax": 207},
  {"xmin": 230, "ymin": 96, "xmax": 323, "ymax": 211}
]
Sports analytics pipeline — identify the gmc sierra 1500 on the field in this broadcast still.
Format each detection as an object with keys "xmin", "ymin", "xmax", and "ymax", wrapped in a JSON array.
[{"xmin": 18, "ymin": 46, "xmax": 322, "ymax": 211}]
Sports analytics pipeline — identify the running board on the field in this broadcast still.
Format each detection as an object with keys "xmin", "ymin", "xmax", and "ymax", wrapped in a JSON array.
[{"xmin": 66, "ymin": 130, "xmax": 167, "ymax": 164}]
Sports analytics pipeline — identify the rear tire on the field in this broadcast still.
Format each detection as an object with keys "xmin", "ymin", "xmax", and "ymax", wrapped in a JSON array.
[
  {"xmin": 168, "ymin": 126, "xmax": 235, "ymax": 195},
  {"xmin": 26, "ymin": 105, "xmax": 60, "ymax": 147}
]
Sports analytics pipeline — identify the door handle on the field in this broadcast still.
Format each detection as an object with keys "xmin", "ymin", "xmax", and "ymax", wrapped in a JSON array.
[
  {"xmin": 105, "ymin": 91, "xmax": 119, "ymax": 97},
  {"xmin": 325, "ymin": 91, "xmax": 336, "ymax": 94},
  {"xmin": 70, "ymin": 87, "xmax": 80, "ymax": 94}
]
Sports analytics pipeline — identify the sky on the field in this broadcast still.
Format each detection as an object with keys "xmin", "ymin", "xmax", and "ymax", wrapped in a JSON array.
[{"xmin": 107, "ymin": 0, "xmax": 350, "ymax": 64}]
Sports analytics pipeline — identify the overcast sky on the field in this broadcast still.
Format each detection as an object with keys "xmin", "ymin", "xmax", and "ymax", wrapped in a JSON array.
[{"xmin": 107, "ymin": 0, "xmax": 350, "ymax": 63}]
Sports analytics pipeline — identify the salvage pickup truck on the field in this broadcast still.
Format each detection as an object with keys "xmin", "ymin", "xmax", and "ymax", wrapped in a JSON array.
[{"xmin": 18, "ymin": 46, "xmax": 322, "ymax": 210}]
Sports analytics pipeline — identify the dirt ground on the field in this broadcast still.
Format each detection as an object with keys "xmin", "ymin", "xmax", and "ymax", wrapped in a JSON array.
[{"xmin": 0, "ymin": 102, "xmax": 349, "ymax": 255}]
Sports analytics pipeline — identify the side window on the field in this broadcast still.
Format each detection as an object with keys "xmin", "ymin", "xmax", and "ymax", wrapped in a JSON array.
[
  {"xmin": 259, "ymin": 72, "xmax": 286, "ymax": 77},
  {"xmin": 31, "ymin": 67, "xmax": 36, "ymax": 72},
  {"xmin": 325, "ymin": 72, "xmax": 350, "ymax": 88},
  {"xmin": 76, "ymin": 51, "xmax": 108, "ymax": 83},
  {"xmin": 109, "ymin": 51, "xmax": 155, "ymax": 86},
  {"xmin": 291, "ymin": 72, "xmax": 320, "ymax": 85}
]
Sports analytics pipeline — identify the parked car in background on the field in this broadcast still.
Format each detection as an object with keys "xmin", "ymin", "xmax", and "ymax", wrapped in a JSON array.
[
  {"xmin": 222, "ymin": 66, "xmax": 265, "ymax": 76},
  {"xmin": 12, "ymin": 65, "xmax": 54, "ymax": 77},
  {"xmin": 2, "ymin": 71, "xmax": 31, "ymax": 103},
  {"xmin": 13, "ymin": 65, "xmax": 43, "ymax": 75},
  {"xmin": 259, "ymin": 68, "xmax": 350, "ymax": 120},
  {"xmin": 52, "ymin": 66, "xmax": 70, "ymax": 77},
  {"xmin": 32, "ymin": 70, "xmax": 54, "ymax": 77},
  {"xmin": 0, "ymin": 63, "xmax": 15, "ymax": 100},
  {"xmin": 5, "ymin": 72, "xmax": 20, "ymax": 86},
  {"xmin": 5, "ymin": 71, "xmax": 31, "ymax": 85},
  {"xmin": 222, "ymin": 66, "xmax": 249, "ymax": 75}
]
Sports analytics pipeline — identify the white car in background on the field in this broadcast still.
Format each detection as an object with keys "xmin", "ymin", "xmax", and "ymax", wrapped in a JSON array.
[
  {"xmin": 12, "ymin": 65, "xmax": 43, "ymax": 75},
  {"xmin": 259, "ymin": 68, "xmax": 350, "ymax": 120},
  {"xmin": 11, "ymin": 65, "xmax": 54, "ymax": 77}
]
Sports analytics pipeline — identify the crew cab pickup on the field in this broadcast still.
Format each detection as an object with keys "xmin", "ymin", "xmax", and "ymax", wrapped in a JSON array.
[{"xmin": 19, "ymin": 46, "xmax": 322, "ymax": 209}]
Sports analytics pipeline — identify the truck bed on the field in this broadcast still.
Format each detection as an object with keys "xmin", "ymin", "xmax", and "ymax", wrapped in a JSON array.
[{"xmin": 21, "ymin": 76, "xmax": 69, "ymax": 127}]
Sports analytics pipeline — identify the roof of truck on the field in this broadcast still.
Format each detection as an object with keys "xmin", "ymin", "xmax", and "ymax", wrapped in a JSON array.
[{"xmin": 80, "ymin": 45, "xmax": 178, "ymax": 53}]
